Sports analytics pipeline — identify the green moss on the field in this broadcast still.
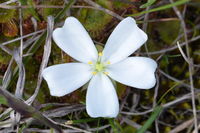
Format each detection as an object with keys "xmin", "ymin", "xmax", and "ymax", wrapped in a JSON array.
[
  {"xmin": 40, "ymin": 0, "xmax": 64, "ymax": 20},
  {"xmin": 77, "ymin": 0, "xmax": 113, "ymax": 38},
  {"xmin": 113, "ymin": 1, "xmax": 128, "ymax": 9},
  {"xmin": 0, "ymin": 50, "xmax": 12, "ymax": 64},
  {"xmin": 0, "ymin": 8, "xmax": 16, "ymax": 23},
  {"xmin": 156, "ymin": 21, "xmax": 180, "ymax": 44},
  {"xmin": 123, "ymin": 126, "xmax": 137, "ymax": 133},
  {"xmin": 19, "ymin": 0, "xmax": 40, "ymax": 20}
]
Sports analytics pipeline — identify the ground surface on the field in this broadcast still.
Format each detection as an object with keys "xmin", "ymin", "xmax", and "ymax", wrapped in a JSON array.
[{"xmin": 0, "ymin": 0, "xmax": 200, "ymax": 133}]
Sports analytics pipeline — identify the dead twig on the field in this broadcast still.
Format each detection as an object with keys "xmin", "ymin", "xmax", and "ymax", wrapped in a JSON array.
[
  {"xmin": 1, "ymin": 30, "xmax": 44, "ymax": 46},
  {"xmin": 0, "ymin": 0, "xmax": 17, "ymax": 5},
  {"xmin": 121, "ymin": 90, "xmax": 200, "ymax": 116},
  {"xmin": 141, "ymin": 35, "xmax": 200, "ymax": 55},
  {"xmin": 170, "ymin": 0, "xmax": 198, "ymax": 132},
  {"xmin": 169, "ymin": 119, "xmax": 194, "ymax": 133},
  {"xmin": 177, "ymin": 41, "xmax": 191, "ymax": 64},
  {"xmin": 13, "ymin": 48, "xmax": 25, "ymax": 99}
]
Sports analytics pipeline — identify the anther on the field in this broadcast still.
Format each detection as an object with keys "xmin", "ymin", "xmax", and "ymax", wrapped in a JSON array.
[
  {"xmin": 88, "ymin": 61, "xmax": 93, "ymax": 64},
  {"xmin": 98, "ymin": 52, "xmax": 103, "ymax": 56},
  {"xmin": 103, "ymin": 72, "xmax": 109, "ymax": 75},
  {"xmin": 107, "ymin": 61, "xmax": 111, "ymax": 65},
  {"xmin": 92, "ymin": 71, "xmax": 97, "ymax": 75}
]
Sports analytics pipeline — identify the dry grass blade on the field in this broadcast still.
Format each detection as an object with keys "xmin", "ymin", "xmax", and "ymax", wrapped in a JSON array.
[
  {"xmin": 58, "ymin": 123, "xmax": 92, "ymax": 133},
  {"xmin": 13, "ymin": 48, "xmax": 25, "ymax": 98},
  {"xmin": 45, "ymin": 105, "xmax": 85, "ymax": 118},
  {"xmin": 2, "ymin": 58, "xmax": 14, "ymax": 89},
  {"xmin": 142, "ymin": 35, "xmax": 200, "ymax": 55},
  {"xmin": 121, "ymin": 90, "xmax": 200, "ymax": 116},
  {"xmin": 177, "ymin": 41, "xmax": 190, "ymax": 64},
  {"xmin": 0, "ymin": 0, "xmax": 17, "ymax": 5},
  {"xmin": 19, "ymin": 1, "xmax": 23, "ymax": 58},
  {"xmin": 169, "ymin": 119, "xmax": 194, "ymax": 133},
  {"xmin": 123, "ymin": 117, "xmax": 151, "ymax": 133},
  {"xmin": 23, "ymin": 128, "xmax": 91, "ymax": 133},
  {"xmin": 0, "ymin": 45, "xmax": 13, "ymax": 55},
  {"xmin": 88, "ymin": 125, "xmax": 110, "ymax": 132},
  {"xmin": 27, "ymin": 16, "xmax": 54, "ymax": 104},
  {"xmin": 1, "ymin": 30, "xmax": 44, "ymax": 46},
  {"xmin": 159, "ymin": 70, "xmax": 200, "ymax": 90},
  {"xmin": 23, "ymin": 35, "xmax": 41, "ymax": 50},
  {"xmin": 0, "ymin": 86, "xmax": 62, "ymax": 133}
]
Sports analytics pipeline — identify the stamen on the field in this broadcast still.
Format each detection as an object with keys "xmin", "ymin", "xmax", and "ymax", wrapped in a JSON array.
[
  {"xmin": 98, "ymin": 52, "xmax": 103, "ymax": 56},
  {"xmin": 107, "ymin": 61, "xmax": 110, "ymax": 65},
  {"xmin": 92, "ymin": 71, "xmax": 97, "ymax": 75},
  {"xmin": 88, "ymin": 61, "xmax": 93, "ymax": 64},
  {"xmin": 103, "ymin": 72, "xmax": 109, "ymax": 75}
]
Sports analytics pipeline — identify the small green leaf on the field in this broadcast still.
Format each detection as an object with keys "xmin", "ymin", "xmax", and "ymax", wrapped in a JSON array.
[
  {"xmin": 108, "ymin": 118, "xmax": 122, "ymax": 132},
  {"xmin": 140, "ymin": 0, "xmax": 156, "ymax": 8},
  {"xmin": 130, "ymin": 0, "xmax": 189, "ymax": 16},
  {"xmin": 136, "ymin": 106, "xmax": 163, "ymax": 133},
  {"xmin": 157, "ymin": 82, "xmax": 180, "ymax": 104},
  {"xmin": 18, "ymin": 124, "xmax": 27, "ymax": 133}
]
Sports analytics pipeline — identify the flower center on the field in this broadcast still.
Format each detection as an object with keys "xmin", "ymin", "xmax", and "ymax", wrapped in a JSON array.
[
  {"xmin": 88, "ymin": 52, "xmax": 110, "ymax": 75},
  {"xmin": 95, "ymin": 62, "xmax": 105, "ymax": 72}
]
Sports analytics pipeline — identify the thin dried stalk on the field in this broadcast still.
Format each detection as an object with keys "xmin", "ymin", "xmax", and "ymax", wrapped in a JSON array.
[
  {"xmin": 1, "ymin": 30, "xmax": 44, "ymax": 46},
  {"xmin": 142, "ymin": 35, "xmax": 200, "ymax": 55},
  {"xmin": 170, "ymin": 0, "xmax": 198, "ymax": 132},
  {"xmin": 0, "ymin": 0, "xmax": 17, "ymax": 5},
  {"xmin": 2, "ymin": 58, "xmax": 14, "ymax": 89},
  {"xmin": 121, "ymin": 90, "xmax": 200, "ymax": 116},
  {"xmin": 169, "ymin": 119, "xmax": 194, "ymax": 133},
  {"xmin": 13, "ymin": 49, "xmax": 25, "ymax": 98},
  {"xmin": 0, "ymin": 86, "xmax": 62, "ymax": 133},
  {"xmin": 27, "ymin": 16, "xmax": 54, "ymax": 104}
]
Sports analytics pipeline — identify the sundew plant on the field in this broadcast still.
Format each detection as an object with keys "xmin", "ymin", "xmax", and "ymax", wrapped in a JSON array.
[{"xmin": 0, "ymin": 0, "xmax": 199, "ymax": 133}]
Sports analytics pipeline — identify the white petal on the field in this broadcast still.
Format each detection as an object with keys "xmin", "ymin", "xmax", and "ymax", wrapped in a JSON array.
[
  {"xmin": 101, "ymin": 17, "xmax": 148, "ymax": 64},
  {"xmin": 53, "ymin": 17, "xmax": 98, "ymax": 63},
  {"xmin": 86, "ymin": 74, "xmax": 119, "ymax": 118},
  {"xmin": 106, "ymin": 57, "xmax": 157, "ymax": 89},
  {"xmin": 42, "ymin": 63, "xmax": 92, "ymax": 97}
]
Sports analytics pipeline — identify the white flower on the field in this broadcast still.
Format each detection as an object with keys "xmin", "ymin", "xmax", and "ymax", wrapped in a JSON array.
[{"xmin": 42, "ymin": 17, "xmax": 157, "ymax": 118}]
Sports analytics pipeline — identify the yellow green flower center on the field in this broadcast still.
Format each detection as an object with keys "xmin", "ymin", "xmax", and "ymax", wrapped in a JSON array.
[
  {"xmin": 95, "ymin": 62, "xmax": 105, "ymax": 72},
  {"xmin": 88, "ymin": 52, "xmax": 110, "ymax": 75}
]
